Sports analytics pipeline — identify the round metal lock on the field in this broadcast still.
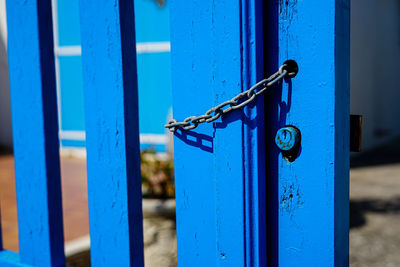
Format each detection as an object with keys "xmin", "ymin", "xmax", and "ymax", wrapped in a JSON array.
[{"xmin": 275, "ymin": 126, "xmax": 300, "ymax": 151}]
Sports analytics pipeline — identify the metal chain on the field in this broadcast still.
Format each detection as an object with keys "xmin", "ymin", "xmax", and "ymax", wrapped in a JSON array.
[{"xmin": 165, "ymin": 63, "xmax": 291, "ymax": 132}]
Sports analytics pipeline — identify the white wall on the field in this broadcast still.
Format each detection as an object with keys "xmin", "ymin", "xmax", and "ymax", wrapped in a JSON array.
[
  {"xmin": 0, "ymin": 0, "xmax": 12, "ymax": 148},
  {"xmin": 351, "ymin": 0, "xmax": 400, "ymax": 150}
]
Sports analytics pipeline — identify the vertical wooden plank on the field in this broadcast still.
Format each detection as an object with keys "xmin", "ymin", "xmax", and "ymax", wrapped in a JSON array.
[
  {"xmin": 170, "ymin": 0, "xmax": 265, "ymax": 266},
  {"xmin": 242, "ymin": 1, "xmax": 266, "ymax": 266},
  {"xmin": 6, "ymin": 0, "xmax": 65, "ymax": 266},
  {"xmin": 0, "ymin": 251, "xmax": 30, "ymax": 267},
  {"xmin": 265, "ymin": 0, "xmax": 350, "ymax": 265},
  {"xmin": 78, "ymin": 1, "xmax": 144, "ymax": 266}
]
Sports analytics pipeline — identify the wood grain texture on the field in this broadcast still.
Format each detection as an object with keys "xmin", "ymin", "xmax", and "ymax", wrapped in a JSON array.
[
  {"xmin": 79, "ymin": 0, "xmax": 144, "ymax": 266},
  {"xmin": 5, "ymin": 0, "xmax": 65, "ymax": 266},
  {"xmin": 264, "ymin": 0, "xmax": 350, "ymax": 265},
  {"xmin": 170, "ymin": 0, "xmax": 265, "ymax": 266}
]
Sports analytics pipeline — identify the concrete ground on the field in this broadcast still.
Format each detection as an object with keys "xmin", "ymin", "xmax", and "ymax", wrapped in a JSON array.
[
  {"xmin": 350, "ymin": 139, "xmax": 400, "ymax": 267},
  {"xmin": 350, "ymin": 163, "xmax": 400, "ymax": 267},
  {"xmin": 350, "ymin": 138, "xmax": 400, "ymax": 267}
]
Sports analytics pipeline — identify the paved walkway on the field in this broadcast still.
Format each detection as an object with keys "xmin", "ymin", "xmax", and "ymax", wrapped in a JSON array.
[
  {"xmin": 350, "ymin": 163, "xmax": 400, "ymax": 267},
  {"xmin": 0, "ymin": 154, "xmax": 89, "ymax": 251}
]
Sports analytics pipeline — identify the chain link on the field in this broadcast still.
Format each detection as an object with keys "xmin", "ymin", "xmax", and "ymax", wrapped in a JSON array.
[{"xmin": 165, "ymin": 63, "xmax": 291, "ymax": 132}]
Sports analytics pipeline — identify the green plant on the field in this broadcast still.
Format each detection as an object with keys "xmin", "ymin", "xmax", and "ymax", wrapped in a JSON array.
[{"xmin": 141, "ymin": 148, "xmax": 174, "ymax": 198}]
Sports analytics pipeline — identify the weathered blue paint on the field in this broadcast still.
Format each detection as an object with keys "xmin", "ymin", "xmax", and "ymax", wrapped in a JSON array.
[
  {"xmin": 170, "ymin": 0, "xmax": 265, "ymax": 266},
  {"xmin": 275, "ymin": 126, "xmax": 300, "ymax": 151},
  {"xmin": 265, "ymin": 0, "xmax": 350, "ymax": 265},
  {"xmin": 0, "ymin": 216, "xmax": 2, "ymax": 250},
  {"xmin": 6, "ymin": 0, "xmax": 65, "ymax": 266},
  {"xmin": 242, "ymin": 1, "xmax": 267, "ymax": 266},
  {"xmin": 79, "ymin": 1, "xmax": 144, "ymax": 266}
]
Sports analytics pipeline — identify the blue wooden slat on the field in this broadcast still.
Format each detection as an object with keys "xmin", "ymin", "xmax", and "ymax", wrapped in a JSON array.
[
  {"xmin": 242, "ymin": 1, "xmax": 266, "ymax": 266},
  {"xmin": 78, "ymin": 1, "xmax": 144, "ymax": 266},
  {"xmin": 170, "ymin": 0, "xmax": 265, "ymax": 266},
  {"xmin": 265, "ymin": 0, "xmax": 350, "ymax": 265},
  {"xmin": 6, "ymin": 0, "xmax": 65, "ymax": 266},
  {"xmin": 0, "ymin": 251, "xmax": 30, "ymax": 267},
  {"xmin": 0, "ymin": 213, "xmax": 3, "ymax": 250}
]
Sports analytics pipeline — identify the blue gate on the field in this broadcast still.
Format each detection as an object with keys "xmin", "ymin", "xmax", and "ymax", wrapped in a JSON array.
[{"xmin": 1, "ymin": 0, "xmax": 350, "ymax": 266}]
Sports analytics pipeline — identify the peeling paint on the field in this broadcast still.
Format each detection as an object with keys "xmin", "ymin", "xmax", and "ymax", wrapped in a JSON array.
[
  {"xmin": 280, "ymin": 182, "xmax": 304, "ymax": 214},
  {"xmin": 280, "ymin": 0, "xmax": 298, "ymax": 22}
]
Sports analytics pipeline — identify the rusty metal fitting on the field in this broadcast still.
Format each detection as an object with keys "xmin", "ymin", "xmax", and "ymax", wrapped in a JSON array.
[{"xmin": 275, "ymin": 126, "xmax": 300, "ymax": 152}]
